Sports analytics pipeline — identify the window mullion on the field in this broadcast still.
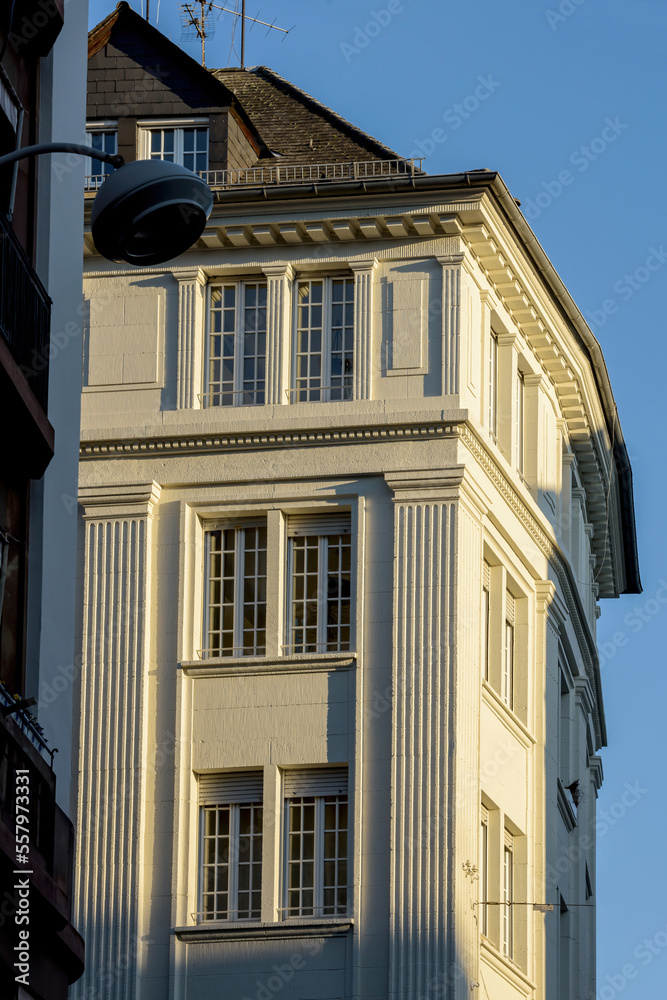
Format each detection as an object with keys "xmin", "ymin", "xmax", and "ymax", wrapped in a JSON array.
[
  {"xmin": 234, "ymin": 529, "xmax": 245, "ymax": 655},
  {"xmin": 315, "ymin": 797, "xmax": 324, "ymax": 915},
  {"xmin": 229, "ymin": 805, "xmax": 239, "ymax": 919},
  {"xmin": 235, "ymin": 282, "xmax": 243, "ymax": 402},
  {"xmin": 323, "ymin": 279, "xmax": 331, "ymax": 402},
  {"xmin": 317, "ymin": 536, "xmax": 326, "ymax": 650}
]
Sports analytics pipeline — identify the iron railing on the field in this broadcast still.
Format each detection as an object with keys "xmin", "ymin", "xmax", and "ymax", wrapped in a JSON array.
[
  {"xmin": 200, "ymin": 157, "xmax": 424, "ymax": 190},
  {"xmin": 84, "ymin": 157, "xmax": 425, "ymax": 194},
  {"xmin": 0, "ymin": 208, "xmax": 51, "ymax": 409}
]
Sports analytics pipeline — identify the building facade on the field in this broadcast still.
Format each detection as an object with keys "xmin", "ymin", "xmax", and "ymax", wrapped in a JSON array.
[
  {"xmin": 0, "ymin": 1, "xmax": 87, "ymax": 997},
  {"xmin": 74, "ymin": 6, "xmax": 640, "ymax": 999}
]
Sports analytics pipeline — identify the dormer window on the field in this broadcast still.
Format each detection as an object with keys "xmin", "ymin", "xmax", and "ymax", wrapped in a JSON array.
[
  {"xmin": 140, "ymin": 120, "xmax": 208, "ymax": 173},
  {"xmin": 85, "ymin": 124, "xmax": 118, "ymax": 190}
]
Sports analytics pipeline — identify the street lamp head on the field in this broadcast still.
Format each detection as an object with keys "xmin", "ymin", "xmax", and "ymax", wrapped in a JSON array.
[{"xmin": 90, "ymin": 159, "xmax": 213, "ymax": 265}]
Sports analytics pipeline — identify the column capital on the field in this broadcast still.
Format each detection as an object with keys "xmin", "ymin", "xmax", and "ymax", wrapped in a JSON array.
[
  {"xmin": 79, "ymin": 481, "xmax": 161, "ymax": 520},
  {"xmin": 523, "ymin": 372, "xmax": 545, "ymax": 389},
  {"xmin": 496, "ymin": 332, "xmax": 518, "ymax": 348},
  {"xmin": 384, "ymin": 466, "xmax": 465, "ymax": 502},
  {"xmin": 262, "ymin": 263, "xmax": 294, "ymax": 280},
  {"xmin": 172, "ymin": 267, "xmax": 207, "ymax": 286},
  {"xmin": 535, "ymin": 579, "xmax": 568, "ymax": 629},
  {"xmin": 436, "ymin": 252, "xmax": 466, "ymax": 267},
  {"xmin": 348, "ymin": 257, "xmax": 378, "ymax": 274}
]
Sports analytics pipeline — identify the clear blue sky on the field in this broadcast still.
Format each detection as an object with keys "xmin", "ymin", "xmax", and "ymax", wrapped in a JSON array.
[{"xmin": 89, "ymin": 1, "xmax": 666, "ymax": 992}]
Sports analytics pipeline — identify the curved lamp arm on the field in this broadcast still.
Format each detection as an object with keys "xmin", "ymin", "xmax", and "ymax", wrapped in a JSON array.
[{"xmin": 0, "ymin": 142, "xmax": 125, "ymax": 169}]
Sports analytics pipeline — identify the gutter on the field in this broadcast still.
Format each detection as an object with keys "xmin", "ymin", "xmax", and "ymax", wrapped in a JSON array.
[{"xmin": 211, "ymin": 169, "xmax": 640, "ymax": 594}]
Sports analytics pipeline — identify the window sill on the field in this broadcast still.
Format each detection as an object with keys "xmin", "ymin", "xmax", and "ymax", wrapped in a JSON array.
[
  {"xmin": 180, "ymin": 651, "xmax": 357, "ymax": 677},
  {"xmin": 481, "ymin": 938, "xmax": 535, "ymax": 994},
  {"xmin": 481, "ymin": 680, "xmax": 535, "ymax": 749},
  {"xmin": 174, "ymin": 917, "xmax": 354, "ymax": 943}
]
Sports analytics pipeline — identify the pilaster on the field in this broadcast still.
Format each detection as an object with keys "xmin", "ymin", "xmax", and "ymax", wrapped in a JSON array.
[
  {"xmin": 262, "ymin": 263, "xmax": 293, "ymax": 404},
  {"xmin": 175, "ymin": 268, "xmax": 206, "ymax": 409},
  {"xmin": 349, "ymin": 258, "xmax": 378, "ymax": 400},
  {"xmin": 438, "ymin": 253, "xmax": 465, "ymax": 396},
  {"xmin": 73, "ymin": 482, "xmax": 161, "ymax": 1000},
  {"xmin": 384, "ymin": 467, "xmax": 484, "ymax": 1000}
]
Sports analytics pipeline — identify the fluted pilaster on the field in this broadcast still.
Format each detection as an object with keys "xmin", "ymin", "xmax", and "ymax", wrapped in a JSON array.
[
  {"xmin": 262, "ymin": 263, "xmax": 293, "ymax": 404},
  {"xmin": 349, "ymin": 258, "xmax": 377, "ymax": 400},
  {"xmin": 176, "ymin": 268, "xmax": 206, "ymax": 409},
  {"xmin": 438, "ymin": 254, "xmax": 465, "ymax": 395},
  {"xmin": 385, "ymin": 469, "xmax": 484, "ymax": 1000},
  {"xmin": 73, "ymin": 482, "xmax": 161, "ymax": 1000}
]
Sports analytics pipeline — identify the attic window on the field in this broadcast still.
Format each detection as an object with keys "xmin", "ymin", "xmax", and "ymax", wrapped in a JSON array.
[{"xmin": 139, "ymin": 119, "xmax": 209, "ymax": 174}]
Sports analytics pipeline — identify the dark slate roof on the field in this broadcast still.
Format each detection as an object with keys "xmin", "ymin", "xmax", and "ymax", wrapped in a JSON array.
[{"xmin": 211, "ymin": 66, "xmax": 401, "ymax": 164}]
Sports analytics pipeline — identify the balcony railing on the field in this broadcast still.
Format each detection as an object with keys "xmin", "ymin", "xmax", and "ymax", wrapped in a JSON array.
[
  {"xmin": 199, "ymin": 157, "xmax": 424, "ymax": 190},
  {"xmin": 0, "ymin": 208, "xmax": 51, "ymax": 409},
  {"xmin": 84, "ymin": 157, "xmax": 425, "ymax": 193}
]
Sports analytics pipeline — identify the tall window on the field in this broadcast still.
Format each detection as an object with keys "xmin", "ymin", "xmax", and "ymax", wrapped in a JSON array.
[
  {"xmin": 85, "ymin": 127, "xmax": 117, "ymax": 188},
  {"xmin": 207, "ymin": 282, "xmax": 267, "ymax": 407},
  {"xmin": 204, "ymin": 524, "xmax": 267, "ymax": 657},
  {"xmin": 480, "ymin": 806, "xmax": 489, "ymax": 936},
  {"xmin": 287, "ymin": 516, "xmax": 351, "ymax": 653},
  {"xmin": 516, "ymin": 370, "xmax": 525, "ymax": 475},
  {"xmin": 283, "ymin": 768, "xmax": 348, "ymax": 918},
  {"xmin": 143, "ymin": 124, "xmax": 208, "ymax": 172},
  {"xmin": 199, "ymin": 772, "xmax": 263, "ymax": 921},
  {"xmin": 503, "ymin": 593, "xmax": 515, "ymax": 709},
  {"xmin": 488, "ymin": 329, "xmax": 498, "ymax": 437},
  {"xmin": 294, "ymin": 278, "xmax": 354, "ymax": 402},
  {"xmin": 482, "ymin": 561, "xmax": 490, "ymax": 682},
  {"xmin": 503, "ymin": 832, "xmax": 514, "ymax": 959}
]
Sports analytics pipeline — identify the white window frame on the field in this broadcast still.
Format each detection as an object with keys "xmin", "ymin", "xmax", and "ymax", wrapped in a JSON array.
[
  {"xmin": 515, "ymin": 369, "xmax": 525, "ymax": 476},
  {"xmin": 204, "ymin": 280, "xmax": 268, "ymax": 408},
  {"xmin": 482, "ymin": 561, "xmax": 490, "ymax": 682},
  {"xmin": 488, "ymin": 329, "xmax": 498, "ymax": 438},
  {"xmin": 138, "ymin": 117, "xmax": 209, "ymax": 173},
  {"xmin": 202, "ymin": 522, "xmax": 267, "ymax": 658},
  {"xmin": 503, "ymin": 592, "xmax": 515, "ymax": 710},
  {"xmin": 292, "ymin": 276, "xmax": 355, "ymax": 403},
  {"xmin": 286, "ymin": 516, "xmax": 352, "ymax": 654},
  {"xmin": 196, "ymin": 772, "xmax": 264, "ymax": 923},
  {"xmin": 480, "ymin": 806, "xmax": 489, "ymax": 937},
  {"xmin": 282, "ymin": 768, "xmax": 348, "ymax": 919},
  {"xmin": 503, "ymin": 833, "xmax": 514, "ymax": 959}
]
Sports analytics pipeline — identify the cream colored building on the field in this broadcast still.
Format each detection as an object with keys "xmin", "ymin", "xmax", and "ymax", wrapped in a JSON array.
[{"xmin": 72, "ymin": 7, "xmax": 640, "ymax": 1000}]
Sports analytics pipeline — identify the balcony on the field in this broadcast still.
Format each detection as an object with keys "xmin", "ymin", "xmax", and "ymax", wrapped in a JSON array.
[{"xmin": 0, "ymin": 206, "xmax": 51, "ymax": 410}]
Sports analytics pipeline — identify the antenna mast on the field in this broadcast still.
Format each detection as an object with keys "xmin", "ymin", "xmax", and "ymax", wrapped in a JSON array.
[{"xmin": 180, "ymin": 1, "xmax": 294, "ymax": 68}]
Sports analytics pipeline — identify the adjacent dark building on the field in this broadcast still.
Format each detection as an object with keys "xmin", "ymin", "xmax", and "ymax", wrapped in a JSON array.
[{"xmin": 0, "ymin": 2, "xmax": 84, "ymax": 997}]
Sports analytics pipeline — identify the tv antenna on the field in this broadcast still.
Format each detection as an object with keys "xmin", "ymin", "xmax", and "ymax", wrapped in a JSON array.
[{"xmin": 179, "ymin": 1, "xmax": 294, "ymax": 68}]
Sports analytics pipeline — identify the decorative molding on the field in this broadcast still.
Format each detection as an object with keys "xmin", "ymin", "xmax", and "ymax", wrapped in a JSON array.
[
  {"xmin": 438, "ymin": 254, "xmax": 464, "ymax": 395},
  {"xmin": 176, "ymin": 268, "xmax": 206, "ymax": 409},
  {"xmin": 262, "ymin": 263, "xmax": 293, "ymax": 404},
  {"xmin": 349, "ymin": 258, "xmax": 378, "ymax": 400},
  {"xmin": 80, "ymin": 420, "xmax": 460, "ymax": 458}
]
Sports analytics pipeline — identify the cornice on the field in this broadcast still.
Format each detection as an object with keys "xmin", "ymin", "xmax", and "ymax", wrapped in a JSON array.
[
  {"xmin": 80, "ymin": 419, "xmax": 460, "ymax": 459},
  {"xmin": 175, "ymin": 918, "xmax": 354, "ymax": 943}
]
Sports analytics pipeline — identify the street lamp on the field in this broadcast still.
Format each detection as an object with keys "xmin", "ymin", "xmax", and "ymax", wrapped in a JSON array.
[{"xmin": 0, "ymin": 143, "xmax": 213, "ymax": 265}]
